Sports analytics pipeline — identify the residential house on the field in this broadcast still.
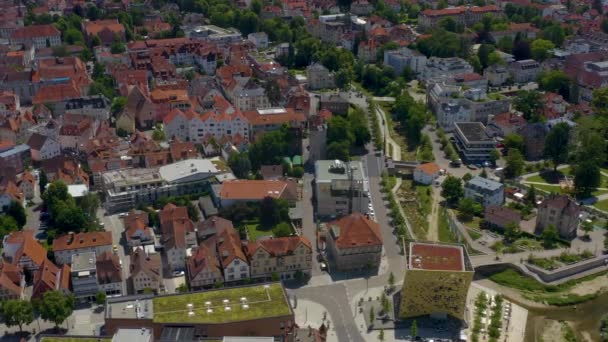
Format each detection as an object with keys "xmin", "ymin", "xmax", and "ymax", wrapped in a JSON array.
[
  {"xmin": 40, "ymin": 155, "xmax": 89, "ymax": 186},
  {"xmin": 247, "ymin": 32, "xmax": 269, "ymax": 49},
  {"xmin": 509, "ymin": 59, "xmax": 541, "ymax": 83},
  {"xmin": 413, "ymin": 162, "xmax": 441, "ymax": 185},
  {"xmin": 214, "ymin": 179, "xmax": 298, "ymax": 208},
  {"xmin": 358, "ymin": 40, "xmax": 380, "ymax": 63},
  {"xmin": 129, "ymin": 247, "xmax": 162, "ymax": 294},
  {"xmin": 52, "ymin": 231, "xmax": 113, "ymax": 265},
  {"xmin": 0, "ymin": 262, "xmax": 24, "ymax": 300},
  {"xmin": 63, "ymin": 95, "xmax": 111, "ymax": 121},
  {"xmin": 537, "ymin": 194, "xmax": 580, "ymax": 239},
  {"xmin": 2, "ymin": 230, "xmax": 47, "ymax": 272},
  {"xmin": 163, "ymin": 218, "xmax": 197, "ymax": 272},
  {"xmin": 71, "ymin": 252, "xmax": 99, "ymax": 301},
  {"xmin": 213, "ymin": 225, "xmax": 250, "ymax": 283},
  {"xmin": 243, "ymin": 107, "xmax": 307, "ymax": 137},
  {"xmin": 418, "ymin": 5, "xmax": 502, "ymax": 31},
  {"xmin": 489, "ymin": 23, "xmax": 539, "ymax": 42},
  {"xmin": 196, "ymin": 216, "xmax": 234, "ymax": 241},
  {"xmin": 518, "ymin": 123, "xmax": 549, "ymax": 160},
  {"xmin": 27, "ymin": 133, "xmax": 60, "ymax": 161},
  {"xmin": 0, "ymin": 180, "xmax": 24, "ymax": 212},
  {"xmin": 314, "ymin": 160, "xmax": 370, "ymax": 217},
  {"xmin": 10, "ymin": 24, "xmax": 61, "ymax": 48},
  {"xmin": 116, "ymin": 110, "xmax": 135, "ymax": 134},
  {"xmin": 124, "ymin": 210, "xmax": 154, "ymax": 247},
  {"xmin": 186, "ymin": 243, "xmax": 223, "ymax": 289},
  {"xmin": 483, "ymin": 205, "xmax": 521, "ymax": 230},
  {"xmin": 58, "ymin": 114, "xmax": 99, "ymax": 151},
  {"xmin": 123, "ymin": 86, "xmax": 156, "ymax": 130},
  {"xmin": 0, "ymin": 144, "xmax": 30, "ymax": 174},
  {"xmin": 83, "ymin": 19, "xmax": 126, "ymax": 45},
  {"xmin": 350, "ymin": 0, "xmax": 373, "ymax": 15},
  {"xmin": 319, "ymin": 94, "xmax": 349, "ymax": 116},
  {"xmin": 306, "ymin": 63, "xmax": 335, "ymax": 90},
  {"xmin": 383, "ymin": 47, "xmax": 428, "ymax": 75},
  {"xmin": 32, "ymin": 258, "xmax": 71, "ymax": 299},
  {"xmin": 246, "ymin": 236, "xmax": 312, "ymax": 280},
  {"xmin": 17, "ymin": 171, "xmax": 35, "ymax": 200},
  {"xmin": 97, "ymin": 251, "xmax": 123, "ymax": 296},
  {"xmin": 484, "ymin": 64, "xmax": 510, "ymax": 87},
  {"xmin": 325, "ymin": 213, "xmax": 383, "ymax": 271},
  {"xmin": 485, "ymin": 112, "xmax": 527, "ymax": 138},
  {"xmin": 464, "ymin": 176, "xmax": 504, "ymax": 207}
]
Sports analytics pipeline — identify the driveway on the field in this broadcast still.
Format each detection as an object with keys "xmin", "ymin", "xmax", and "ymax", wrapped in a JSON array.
[{"xmin": 99, "ymin": 210, "xmax": 130, "ymax": 295}]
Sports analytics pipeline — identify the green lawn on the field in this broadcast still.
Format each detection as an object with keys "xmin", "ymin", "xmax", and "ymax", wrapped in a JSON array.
[
  {"xmin": 461, "ymin": 216, "xmax": 482, "ymax": 230},
  {"xmin": 243, "ymin": 220, "xmax": 272, "ymax": 242},
  {"xmin": 415, "ymin": 185, "xmax": 432, "ymax": 217},
  {"xmin": 438, "ymin": 208, "xmax": 458, "ymax": 243},
  {"xmin": 398, "ymin": 180, "xmax": 429, "ymax": 238},
  {"xmin": 468, "ymin": 229, "xmax": 482, "ymax": 241},
  {"xmin": 525, "ymin": 167, "xmax": 608, "ymax": 196},
  {"xmin": 594, "ymin": 199, "xmax": 608, "ymax": 212},
  {"xmin": 153, "ymin": 283, "xmax": 290, "ymax": 323}
]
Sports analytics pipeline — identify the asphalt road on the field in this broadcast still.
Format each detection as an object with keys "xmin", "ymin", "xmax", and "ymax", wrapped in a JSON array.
[{"xmin": 99, "ymin": 210, "xmax": 130, "ymax": 295}]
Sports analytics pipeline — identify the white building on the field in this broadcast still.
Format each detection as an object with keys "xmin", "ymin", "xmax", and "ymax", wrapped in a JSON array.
[
  {"xmin": 464, "ymin": 176, "xmax": 504, "ymax": 207},
  {"xmin": 383, "ymin": 47, "xmax": 428, "ymax": 75},
  {"xmin": 247, "ymin": 32, "xmax": 269, "ymax": 49},
  {"xmin": 314, "ymin": 160, "xmax": 370, "ymax": 218},
  {"xmin": 413, "ymin": 162, "xmax": 441, "ymax": 185}
]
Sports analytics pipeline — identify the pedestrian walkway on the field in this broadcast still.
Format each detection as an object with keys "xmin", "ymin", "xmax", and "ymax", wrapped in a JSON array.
[{"xmin": 375, "ymin": 106, "xmax": 401, "ymax": 161}]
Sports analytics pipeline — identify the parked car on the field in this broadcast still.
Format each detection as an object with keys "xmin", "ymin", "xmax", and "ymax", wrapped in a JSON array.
[
  {"xmin": 467, "ymin": 164, "xmax": 478, "ymax": 170},
  {"xmin": 320, "ymin": 262, "xmax": 328, "ymax": 271},
  {"xmin": 172, "ymin": 271, "xmax": 185, "ymax": 277}
]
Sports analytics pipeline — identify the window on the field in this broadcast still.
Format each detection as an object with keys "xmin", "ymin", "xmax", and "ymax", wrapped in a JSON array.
[{"xmin": 234, "ymin": 260, "xmax": 239, "ymax": 265}]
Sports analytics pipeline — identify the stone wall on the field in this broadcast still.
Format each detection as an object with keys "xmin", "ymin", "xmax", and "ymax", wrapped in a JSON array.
[{"xmin": 525, "ymin": 256, "xmax": 608, "ymax": 283}]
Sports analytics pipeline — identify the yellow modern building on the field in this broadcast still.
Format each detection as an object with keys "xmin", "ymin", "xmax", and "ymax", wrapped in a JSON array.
[{"xmin": 399, "ymin": 242, "xmax": 474, "ymax": 320}]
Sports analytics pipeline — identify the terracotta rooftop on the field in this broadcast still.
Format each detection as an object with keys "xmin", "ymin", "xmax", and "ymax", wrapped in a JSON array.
[
  {"xmin": 96, "ymin": 251, "xmax": 122, "ymax": 284},
  {"xmin": 11, "ymin": 24, "xmax": 60, "ymax": 39},
  {"xmin": 328, "ymin": 213, "xmax": 383, "ymax": 249},
  {"xmin": 219, "ymin": 179, "xmax": 292, "ymax": 200},
  {"xmin": 52, "ymin": 231, "xmax": 113, "ymax": 252},
  {"xmin": 4, "ymin": 230, "xmax": 46, "ymax": 268},
  {"xmin": 84, "ymin": 19, "xmax": 125, "ymax": 36},
  {"xmin": 130, "ymin": 247, "xmax": 161, "ymax": 280},
  {"xmin": 247, "ymin": 236, "xmax": 312, "ymax": 258},
  {"xmin": 409, "ymin": 243, "xmax": 464, "ymax": 272},
  {"xmin": 415, "ymin": 162, "xmax": 440, "ymax": 176}
]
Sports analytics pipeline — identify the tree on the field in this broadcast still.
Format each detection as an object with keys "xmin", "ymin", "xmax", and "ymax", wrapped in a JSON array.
[
  {"xmin": 335, "ymin": 69, "xmax": 352, "ymax": 90},
  {"xmin": 574, "ymin": 161, "xmax": 601, "ymax": 196},
  {"xmin": 380, "ymin": 292, "xmax": 391, "ymax": 314},
  {"xmin": 272, "ymin": 222, "xmax": 292, "ymax": 237},
  {"xmin": 478, "ymin": 44, "xmax": 495, "ymax": 69},
  {"xmin": 531, "ymin": 39, "xmax": 555, "ymax": 61},
  {"xmin": 327, "ymin": 141, "xmax": 350, "ymax": 161},
  {"xmin": 591, "ymin": 87, "xmax": 608, "ymax": 118},
  {"xmin": 152, "ymin": 128, "xmax": 165, "ymax": 141},
  {"xmin": 504, "ymin": 133, "xmax": 525, "ymax": 153},
  {"xmin": 512, "ymin": 39, "xmax": 531, "ymax": 60},
  {"xmin": 463, "ymin": 173, "xmax": 473, "ymax": 182},
  {"xmin": 543, "ymin": 122, "xmax": 570, "ymax": 170},
  {"xmin": 39, "ymin": 171, "xmax": 48, "ymax": 195},
  {"xmin": 95, "ymin": 291, "xmax": 107, "ymax": 306},
  {"xmin": 503, "ymin": 222, "xmax": 520, "ymax": 243},
  {"xmin": 79, "ymin": 192, "xmax": 100, "ymax": 220},
  {"xmin": 110, "ymin": 96, "xmax": 127, "ymax": 114},
  {"xmin": 369, "ymin": 307, "xmax": 375, "ymax": 326},
  {"xmin": 490, "ymin": 149, "xmax": 501, "ymax": 164},
  {"xmin": 91, "ymin": 35, "xmax": 102, "ymax": 47},
  {"xmin": 497, "ymin": 36, "xmax": 513, "ymax": 53},
  {"xmin": 388, "ymin": 272, "xmax": 395, "ymax": 288},
  {"xmin": 542, "ymin": 24, "xmax": 565, "ymax": 46},
  {"xmin": 541, "ymin": 224, "xmax": 559, "ymax": 249},
  {"xmin": 513, "ymin": 90, "xmax": 542, "ymax": 122},
  {"xmin": 411, "ymin": 320, "xmax": 418, "ymax": 339},
  {"xmin": 228, "ymin": 152, "xmax": 252, "ymax": 179},
  {"xmin": 260, "ymin": 197, "xmax": 289, "ymax": 227},
  {"xmin": 177, "ymin": 283, "xmax": 189, "ymax": 293},
  {"xmin": 264, "ymin": 79, "xmax": 281, "ymax": 106},
  {"xmin": 479, "ymin": 169, "xmax": 488, "ymax": 178},
  {"xmin": 7, "ymin": 201, "xmax": 26, "ymax": 228},
  {"xmin": 539, "ymin": 71, "xmax": 572, "ymax": 100},
  {"xmin": 38, "ymin": 290, "xmax": 74, "ymax": 329},
  {"xmin": 1, "ymin": 299, "xmax": 34, "ymax": 333},
  {"xmin": 581, "ymin": 220, "xmax": 593, "ymax": 237},
  {"xmin": 504, "ymin": 148, "xmax": 525, "ymax": 179},
  {"xmin": 441, "ymin": 176, "xmax": 463, "ymax": 206},
  {"xmin": 0, "ymin": 215, "xmax": 18, "ymax": 236},
  {"xmin": 458, "ymin": 197, "xmax": 482, "ymax": 221},
  {"xmin": 525, "ymin": 185, "xmax": 537, "ymax": 206}
]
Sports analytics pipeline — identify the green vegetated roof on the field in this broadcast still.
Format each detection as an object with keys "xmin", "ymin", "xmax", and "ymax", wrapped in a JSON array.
[{"xmin": 153, "ymin": 283, "xmax": 291, "ymax": 323}]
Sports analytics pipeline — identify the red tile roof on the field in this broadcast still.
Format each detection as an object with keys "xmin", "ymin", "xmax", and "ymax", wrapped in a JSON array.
[
  {"xmin": 328, "ymin": 213, "xmax": 383, "ymax": 249},
  {"xmin": 11, "ymin": 24, "xmax": 60, "ymax": 39},
  {"xmin": 409, "ymin": 243, "xmax": 464, "ymax": 271},
  {"xmin": 32, "ymin": 81, "xmax": 81, "ymax": 105},
  {"xmin": 32, "ymin": 258, "xmax": 70, "ymax": 299},
  {"xmin": 84, "ymin": 19, "xmax": 125, "ymax": 36},
  {"xmin": 130, "ymin": 247, "xmax": 161, "ymax": 281},
  {"xmin": 246, "ymin": 236, "xmax": 312, "ymax": 258},
  {"xmin": 219, "ymin": 180, "xmax": 291, "ymax": 200},
  {"xmin": 96, "ymin": 251, "xmax": 122, "ymax": 284},
  {"xmin": 415, "ymin": 162, "xmax": 440, "ymax": 176},
  {"xmin": 5, "ymin": 231, "xmax": 46, "ymax": 269},
  {"xmin": 52, "ymin": 231, "xmax": 113, "ymax": 252}
]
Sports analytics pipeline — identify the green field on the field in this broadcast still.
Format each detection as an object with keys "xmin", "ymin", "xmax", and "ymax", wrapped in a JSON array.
[
  {"xmin": 243, "ymin": 220, "xmax": 271, "ymax": 242},
  {"xmin": 153, "ymin": 283, "xmax": 290, "ymax": 323},
  {"xmin": 594, "ymin": 199, "xmax": 608, "ymax": 212},
  {"xmin": 525, "ymin": 168, "xmax": 608, "ymax": 196}
]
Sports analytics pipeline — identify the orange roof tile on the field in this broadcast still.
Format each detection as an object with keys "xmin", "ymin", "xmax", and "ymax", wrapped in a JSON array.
[
  {"xmin": 247, "ymin": 236, "xmax": 311, "ymax": 258},
  {"xmin": 328, "ymin": 213, "xmax": 383, "ymax": 249},
  {"xmin": 52, "ymin": 231, "xmax": 113, "ymax": 252},
  {"xmin": 415, "ymin": 162, "xmax": 440, "ymax": 176},
  {"xmin": 409, "ymin": 243, "xmax": 464, "ymax": 271}
]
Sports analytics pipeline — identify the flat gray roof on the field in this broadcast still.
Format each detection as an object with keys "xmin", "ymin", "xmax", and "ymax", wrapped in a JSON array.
[
  {"xmin": 467, "ymin": 176, "xmax": 503, "ymax": 191},
  {"xmin": 455, "ymin": 122, "xmax": 492, "ymax": 142},
  {"xmin": 71, "ymin": 252, "xmax": 97, "ymax": 272},
  {"xmin": 315, "ymin": 160, "xmax": 366, "ymax": 182}
]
